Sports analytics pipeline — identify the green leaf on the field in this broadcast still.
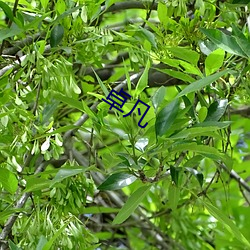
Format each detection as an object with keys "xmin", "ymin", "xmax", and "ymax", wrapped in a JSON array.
[
  {"xmin": 42, "ymin": 223, "xmax": 69, "ymax": 250},
  {"xmin": 98, "ymin": 172, "xmax": 137, "ymax": 191},
  {"xmin": 53, "ymin": 92, "xmax": 84, "ymax": 112},
  {"xmin": 198, "ymin": 106, "xmax": 208, "ymax": 122},
  {"xmin": 156, "ymin": 68, "xmax": 195, "ymax": 83},
  {"xmin": 176, "ymin": 69, "xmax": 230, "ymax": 98},
  {"xmin": 24, "ymin": 177, "xmax": 51, "ymax": 192},
  {"xmin": 170, "ymin": 166, "xmax": 180, "ymax": 186},
  {"xmin": 135, "ymin": 59, "xmax": 150, "ymax": 97},
  {"xmin": 40, "ymin": 0, "xmax": 49, "ymax": 9},
  {"xmin": 41, "ymin": 101, "xmax": 60, "ymax": 125},
  {"xmin": 0, "ymin": 26, "xmax": 23, "ymax": 42},
  {"xmin": 168, "ymin": 47, "xmax": 200, "ymax": 65},
  {"xmin": 151, "ymin": 86, "xmax": 166, "ymax": 112},
  {"xmin": 168, "ymin": 182, "xmax": 180, "ymax": 210},
  {"xmin": 138, "ymin": 27, "xmax": 157, "ymax": 49},
  {"xmin": 205, "ymin": 99, "xmax": 228, "ymax": 122},
  {"xmin": 157, "ymin": 1, "xmax": 168, "ymax": 24},
  {"xmin": 200, "ymin": 28, "xmax": 247, "ymax": 58},
  {"xmin": 0, "ymin": 209, "xmax": 23, "ymax": 223},
  {"xmin": 185, "ymin": 167, "xmax": 204, "ymax": 187},
  {"xmin": 0, "ymin": 2, "xmax": 14, "ymax": 21},
  {"xmin": 194, "ymin": 121, "xmax": 231, "ymax": 129},
  {"xmin": 50, "ymin": 24, "xmax": 64, "ymax": 47},
  {"xmin": 170, "ymin": 126, "xmax": 220, "ymax": 139},
  {"xmin": 0, "ymin": 168, "xmax": 18, "ymax": 194},
  {"xmin": 51, "ymin": 166, "xmax": 86, "ymax": 186},
  {"xmin": 203, "ymin": 201, "xmax": 250, "ymax": 248},
  {"xmin": 80, "ymin": 206, "xmax": 120, "ymax": 214},
  {"xmin": 112, "ymin": 185, "xmax": 151, "ymax": 224},
  {"xmin": 9, "ymin": 241, "xmax": 21, "ymax": 250},
  {"xmin": 155, "ymin": 99, "xmax": 179, "ymax": 137},
  {"xmin": 36, "ymin": 235, "xmax": 48, "ymax": 250},
  {"xmin": 205, "ymin": 49, "xmax": 225, "ymax": 75},
  {"xmin": 93, "ymin": 70, "xmax": 109, "ymax": 97}
]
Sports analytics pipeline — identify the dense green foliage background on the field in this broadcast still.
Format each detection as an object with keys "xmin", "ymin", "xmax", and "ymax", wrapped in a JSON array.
[{"xmin": 1, "ymin": 0, "xmax": 250, "ymax": 249}]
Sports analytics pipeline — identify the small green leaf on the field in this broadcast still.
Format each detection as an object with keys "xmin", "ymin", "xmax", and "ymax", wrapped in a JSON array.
[
  {"xmin": 138, "ymin": 27, "xmax": 157, "ymax": 48},
  {"xmin": 170, "ymin": 126, "xmax": 219, "ymax": 139},
  {"xmin": 205, "ymin": 49, "xmax": 225, "ymax": 75},
  {"xmin": 168, "ymin": 47, "xmax": 200, "ymax": 65},
  {"xmin": 170, "ymin": 166, "xmax": 180, "ymax": 186},
  {"xmin": 200, "ymin": 28, "xmax": 247, "ymax": 58},
  {"xmin": 194, "ymin": 121, "xmax": 231, "ymax": 129},
  {"xmin": 0, "ymin": 26, "xmax": 23, "ymax": 42},
  {"xmin": 135, "ymin": 59, "xmax": 151, "ymax": 97},
  {"xmin": 80, "ymin": 206, "xmax": 120, "ymax": 214},
  {"xmin": 185, "ymin": 167, "xmax": 204, "ymax": 187},
  {"xmin": 50, "ymin": 24, "xmax": 64, "ymax": 47},
  {"xmin": 198, "ymin": 106, "xmax": 208, "ymax": 122},
  {"xmin": 24, "ymin": 177, "xmax": 51, "ymax": 192},
  {"xmin": 8, "ymin": 241, "xmax": 21, "ymax": 250},
  {"xmin": 40, "ymin": 0, "xmax": 49, "ymax": 9},
  {"xmin": 0, "ymin": 168, "xmax": 18, "ymax": 194},
  {"xmin": 151, "ymin": 86, "xmax": 166, "ymax": 111},
  {"xmin": 113, "ymin": 185, "xmax": 151, "ymax": 224},
  {"xmin": 93, "ymin": 70, "xmax": 109, "ymax": 97},
  {"xmin": 53, "ymin": 92, "xmax": 84, "ymax": 112},
  {"xmin": 177, "ymin": 70, "xmax": 231, "ymax": 98},
  {"xmin": 203, "ymin": 201, "xmax": 250, "ymax": 248},
  {"xmin": 51, "ymin": 166, "xmax": 86, "ymax": 186},
  {"xmin": 155, "ymin": 99, "xmax": 179, "ymax": 137},
  {"xmin": 205, "ymin": 99, "xmax": 228, "ymax": 122},
  {"xmin": 98, "ymin": 172, "xmax": 137, "ymax": 191},
  {"xmin": 36, "ymin": 235, "xmax": 48, "ymax": 250},
  {"xmin": 168, "ymin": 182, "xmax": 180, "ymax": 210},
  {"xmin": 0, "ymin": 1, "xmax": 14, "ymax": 21},
  {"xmin": 42, "ymin": 223, "xmax": 69, "ymax": 250},
  {"xmin": 157, "ymin": 1, "xmax": 168, "ymax": 24},
  {"xmin": 156, "ymin": 68, "xmax": 195, "ymax": 83}
]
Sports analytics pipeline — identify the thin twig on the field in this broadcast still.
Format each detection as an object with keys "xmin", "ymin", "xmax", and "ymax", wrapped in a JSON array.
[
  {"xmin": 141, "ymin": 0, "xmax": 156, "ymax": 28},
  {"xmin": 219, "ymin": 163, "xmax": 250, "ymax": 193}
]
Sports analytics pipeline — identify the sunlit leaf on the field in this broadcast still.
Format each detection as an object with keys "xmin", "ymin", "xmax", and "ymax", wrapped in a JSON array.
[
  {"xmin": 155, "ymin": 99, "xmax": 179, "ymax": 137},
  {"xmin": 177, "ymin": 70, "xmax": 231, "ymax": 97},
  {"xmin": 0, "ymin": 168, "xmax": 18, "ymax": 194},
  {"xmin": 168, "ymin": 182, "xmax": 180, "ymax": 210},
  {"xmin": 203, "ymin": 201, "xmax": 250, "ymax": 248},
  {"xmin": 51, "ymin": 166, "xmax": 86, "ymax": 186},
  {"xmin": 200, "ymin": 28, "xmax": 247, "ymax": 58},
  {"xmin": 205, "ymin": 49, "xmax": 225, "ymax": 75},
  {"xmin": 98, "ymin": 172, "xmax": 137, "ymax": 191},
  {"xmin": 205, "ymin": 99, "xmax": 228, "ymax": 122},
  {"xmin": 151, "ymin": 86, "xmax": 166, "ymax": 111},
  {"xmin": 113, "ymin": 185, "xmax": 151, "ymax": 224}
]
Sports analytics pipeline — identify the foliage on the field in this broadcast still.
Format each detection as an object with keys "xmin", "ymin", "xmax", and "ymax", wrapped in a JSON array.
[{"xmin": 1, "ymin": 0, "xmax": 250, "ymax": 249}]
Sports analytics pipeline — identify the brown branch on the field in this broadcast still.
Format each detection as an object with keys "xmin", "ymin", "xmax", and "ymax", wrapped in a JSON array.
[{"xmin": 2, "ymin": 32, "xmax": 46, "ymax": 56}]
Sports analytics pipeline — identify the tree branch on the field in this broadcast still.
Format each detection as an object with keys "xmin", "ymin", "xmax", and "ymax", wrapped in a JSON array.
[{"xmin": 219, "ymin": 163, "xmax": 250, "ymax": 193}]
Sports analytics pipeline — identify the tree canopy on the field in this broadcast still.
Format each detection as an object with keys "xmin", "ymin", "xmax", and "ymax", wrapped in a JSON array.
[{"xmin": 1, "ymin": 0, "xmax": 250, "ymax": 249}]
